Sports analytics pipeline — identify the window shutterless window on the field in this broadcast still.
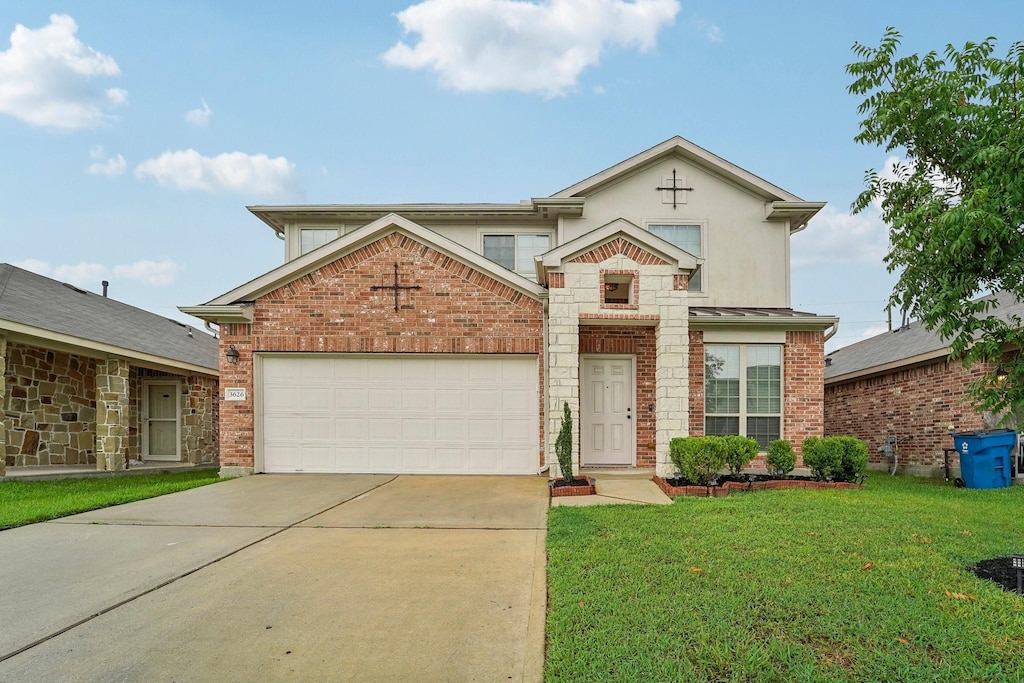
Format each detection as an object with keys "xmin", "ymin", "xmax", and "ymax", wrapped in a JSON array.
[
  {"xmin": 704, "ymin": 344, "xmax": 781, "ymax": 449},
  {"xmin": 483, "ymin": 234, "xmax": 550, "ymax": 275},
  {"xmin": 300, "ymin": 228, "xmax": 339, "ymax": 255},
  {"xmin": 648, "ymin": 224, "xmax": 702, "ymax": 291}
]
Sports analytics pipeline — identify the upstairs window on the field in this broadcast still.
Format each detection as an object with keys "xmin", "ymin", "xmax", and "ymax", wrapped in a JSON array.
[
  {"xmin": 648, "ymin": 224, "xmax": 702, "ymax": 291},
  {"xmin": 483, "ymin": 234, "xmax": 550, "ymax": 275},
  {"xmin": 300, "ymin": 228, "xmax": 339, "ymax": 255}
]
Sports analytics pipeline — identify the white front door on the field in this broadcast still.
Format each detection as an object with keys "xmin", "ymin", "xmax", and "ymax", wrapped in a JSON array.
[
  {"xmin": 581, "ymin": 356, "xmax": 634, "ymax": 466},
  {"xmin": 144, "ymin": 381, "xmax": 180, "ymax": 461}
]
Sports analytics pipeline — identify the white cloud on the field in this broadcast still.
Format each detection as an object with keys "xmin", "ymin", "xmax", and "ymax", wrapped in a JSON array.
[
  {"xmin": 86, "ymin": 144, "xmax": 126, "ymax": 176},
  {"xmin": 791, "ymin": 204, "xmax": 890, "ymax": 269},
  {"xmin": 383, "ymin": 0, "xmax": 680, "ymax": 97},
  {"xmin": 0, "ymin": 14, "xmax": 126, "ymax": 129},
  {"xmin": 185, "ymin": 97, "xmax": 212, "ymax": 126},
  {"xmin": 12, "ymin": 259, "xmax": 184, "ymax": 289},
  {"xmin": 697, "ymin": 20, "xmax": 722, "ymax": 42},
  {"xmin": 134, "ymin": 149, "xmax": 298, "ymax": 197}
]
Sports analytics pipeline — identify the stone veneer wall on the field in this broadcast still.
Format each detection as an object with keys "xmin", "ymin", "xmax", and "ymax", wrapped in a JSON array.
[
  {"xmin": 128, "ymin": 368, "xmax": 219, "ymax": 464},
  {"xmin": 3, "ymin": 342, "xmax": 97, "ymax": 467},
  {"xmin": 825, "ymin": 358, "xmax": 991, "ymax": 474},
  {"xmin": 218, "ymin": 232, "xmax": 545, "ymax": 474}
]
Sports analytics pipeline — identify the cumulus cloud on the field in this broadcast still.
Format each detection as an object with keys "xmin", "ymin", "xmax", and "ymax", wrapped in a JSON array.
[
  {"xmin": 791, "ymin": 204, "xmax": 890, "ymax": 269},
  {"xmin": 383, "ymin": 0, "xmax": 680, "ymax": 96},
  {"xmin": 134, "ymin": 149, "xmax": 298, "ymax": 197},
  {"xmin": 185, "ymin": 97, "xmax": 212, "ymax": 126},
  {"xmin": 0, "ymin": 14, "xmax": 126, "ymax": 129},
  {"xmin": 13, "ymin": 258, "xmax": 184, "ymax": 289},
  {"xmin": 86, "ymin": 144, "xmax": 126, "ymax": 176}
]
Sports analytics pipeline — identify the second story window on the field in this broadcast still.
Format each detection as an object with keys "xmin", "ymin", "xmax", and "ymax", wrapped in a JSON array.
[
  {"xmin": 648, "ymin": 224, "xmax": 702, "ymax": 291},
  {"xmin": 482, "ymin": 234, "xmax": 550, "ymax": 276},
  {"xmin": 300, "ymin": 228, "xmax": 339, "ymax": 255}
]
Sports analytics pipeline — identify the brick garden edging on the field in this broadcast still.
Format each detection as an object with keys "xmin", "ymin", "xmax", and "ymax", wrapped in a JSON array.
[
  {"xmin": 549, "ymin": 477, "xmax": 597, "ymax": 497},
  {"xmin": 653, "ymin": 476, "xmax": 863, "ymax": 498}
]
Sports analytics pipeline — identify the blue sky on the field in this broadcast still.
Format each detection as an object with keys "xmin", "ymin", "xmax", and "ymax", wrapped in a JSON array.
[{"xmin": 2, "ymin": 1, "xmax": 1021, "ymax": 350}]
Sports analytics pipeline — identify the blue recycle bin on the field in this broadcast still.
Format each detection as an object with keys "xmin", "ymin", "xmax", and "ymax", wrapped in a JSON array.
[{"xmin": 951, "ymin": 430, "xmax": 1016, "ymax": 489}]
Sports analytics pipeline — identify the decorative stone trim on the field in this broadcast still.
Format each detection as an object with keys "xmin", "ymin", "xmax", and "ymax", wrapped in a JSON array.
[
  {"xmin": 569, "ymin": 237, "xmax": 670, "ymax": 266},
  {"xmin": 549, "ymin": 476, "xmax": 597, "ymax": 497},
  {"xmin": 96, "ymin": 358, "xmax": 130, "ymax": 471},
  {"xmin": 653, "ymin": 476, "xmax": 864, "ymax": 498},
  {"xmin": 599, "ymin": 269, "xmax": 640, "ymax": 310}
]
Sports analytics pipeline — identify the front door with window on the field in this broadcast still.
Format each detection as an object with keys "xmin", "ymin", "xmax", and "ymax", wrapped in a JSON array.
[
  {"xmin": 144, "ymin": 381, "xmax": 180, "ymax": 461},
  {"xmin": 581, "ymin": 356, "xmax": 635, "ymax": 466}
]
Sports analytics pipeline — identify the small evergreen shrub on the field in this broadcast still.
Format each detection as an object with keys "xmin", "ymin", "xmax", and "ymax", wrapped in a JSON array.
[
  {"xmin": 669, "ymin": 436, "xmax": 727, "ymax": 486},
  {"xmin": 555, "ymin": 402, "xmax": 574, "ymax": 482},
  {"xmin": 802, "ymin": 436, "xmax": 839, "ymax": 481},
  {"xmin": 802, "ymin": 436, "xmax": 869, "ymax": 482},
  {"xmin": 723, "ymin": 435, "xmax": 759, "ymax": 476},
  {"xmin": 765, "ymin": 439, "xmax": 796, "ymax": 478},
  {"xmin": 833, "ymin": 436, "xmax": 869, "ymax": 482}
]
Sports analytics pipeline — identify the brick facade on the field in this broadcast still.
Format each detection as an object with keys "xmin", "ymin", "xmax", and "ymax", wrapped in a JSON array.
[
  {"xmin": 825, "ymin": 359, "xmax": 991, "ymax": 473},
  {"xmin": 579, "ymin": 325, "xmax": 658, "ymax": 467},
  {"xmin": 218, "ymin": 231, "xmax": 545, "ymax": 472}
]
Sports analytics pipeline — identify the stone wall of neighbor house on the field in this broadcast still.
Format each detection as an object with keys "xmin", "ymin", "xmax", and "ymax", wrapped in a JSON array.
[
  {"xmin": 129, "ymin": 368, "xmax": 219, "ymax": 464},
  {"xmin": 3, "ymin": 342, "xmax": 97, "ymax": 467},
  {"xmin": 579, "ymin": 325, "xmax": 658, "ymax": 468},
  {"xmin": 825, "ymin": 358, "xmax": 992, "ymax": 474},
  {"xmin": 218, "ymin": 231, "xmax": 546, "ymax": 474}
]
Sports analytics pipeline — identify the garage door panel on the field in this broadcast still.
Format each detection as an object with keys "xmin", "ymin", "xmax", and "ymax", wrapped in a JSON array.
[{"xmin": 261, "ymin": 355, "xmax": 538, "ymax": 474}]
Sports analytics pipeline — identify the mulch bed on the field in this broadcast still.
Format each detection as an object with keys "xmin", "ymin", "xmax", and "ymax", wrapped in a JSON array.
[
  {"xmin": 549, "ymin": 476, "xmax": 597, "ymax": 497},
  {"xmin": 970, "ymin": 556, "xmax": 1024, "ymax": 595},
  {"xmin": 653, "ymin": 475, "xmax": 863, "ymax": 498}
]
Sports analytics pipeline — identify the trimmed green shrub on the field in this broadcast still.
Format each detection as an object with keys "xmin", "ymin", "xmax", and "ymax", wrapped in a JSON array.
[
  {"xmin": 802, "ymin": 436, "xmax": 839, "ymax": 481},
  {"xmin": 555, "ymin": 402, "xmax": 574, "ymax": 482},
  {"xmin": 723, "ymin": 435, "xmax": 759, "ymax": 476},
  {"xmin": 765, "ymin": 439, "xmax": 796, "ymax": 478},
  {"xmin": 669, "ymin": 436, "xmax": 727, "ymax": 486},
  {"xmin": 802, "ymin": 436, "xmax": 869, "ymax": 482},
  {"xmin": 833, "ymin": 436, "xmax": 869, "ymax": 482}
]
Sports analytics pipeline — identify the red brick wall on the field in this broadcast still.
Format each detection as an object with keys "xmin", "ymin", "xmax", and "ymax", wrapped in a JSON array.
[
  {"xmin": 579, "ymin": 325, "xmax": 657, "ymax": 467},
  {"xmin": 687, "ymin": 329, "xmax": 825, "ymax": 466},
  {"xmin": 825, "ymin": 359, "xmax": 990, "ymax": 469},
  {"xmin": 219, "ymin": 232, "xmax": 545, "ymax": 470}
]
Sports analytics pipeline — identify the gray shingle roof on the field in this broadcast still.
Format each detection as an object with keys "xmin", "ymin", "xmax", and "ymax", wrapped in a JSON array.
[
  {"xmin": 825, "ymin": 291, "xmax": 1024, "ymax": 382},
  {"xmin": 0, "ymin": 264, "xmax": 218, "ymax": 372}
]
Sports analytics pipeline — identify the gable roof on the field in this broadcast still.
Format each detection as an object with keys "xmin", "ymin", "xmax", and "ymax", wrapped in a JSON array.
[
  {"xmin": 0, "ymin": 264, "xmax": 218, "ymax": 374},
  {"xmin": 183, "ymin": 214, "xmax": 547, "ymax": 320},
  {"xmin": 825, "ymin": 291, "xmax": 1024, "ymax": 384},
  {"xmin": 550, "ymin": 136, "xmax": 824, "ymax": 232}
]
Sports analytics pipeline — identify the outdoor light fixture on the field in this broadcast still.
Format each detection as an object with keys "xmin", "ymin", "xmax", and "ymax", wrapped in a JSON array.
[
  {"xmin": 996, "ymin": 364, "xmax": 1009, "ymax": 383},
  {"xmin": 225, "ymin": 345, "xmax": 240, "ymax": 364},
  {"xmin": 1013, "ymin": 555, "xmax": 1024, "ymax": 595}
]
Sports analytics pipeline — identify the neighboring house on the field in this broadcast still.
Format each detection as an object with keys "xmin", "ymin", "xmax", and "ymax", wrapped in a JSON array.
[
  {"xmin": 0, "ymin": 264, "xmax": 219, "ymax": 478},
  {"xmin": 824, "ymin": 291, "xmax": 1022, "ymax": 476},
  {"xmin": 181, "ymin": 136, "xmax": 838, "ymax": 478}
]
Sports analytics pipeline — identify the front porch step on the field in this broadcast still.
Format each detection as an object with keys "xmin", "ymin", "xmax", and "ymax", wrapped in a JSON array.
[{"xmin": 580, "ymin": 467, "xmax": 655, "ymax": 481}]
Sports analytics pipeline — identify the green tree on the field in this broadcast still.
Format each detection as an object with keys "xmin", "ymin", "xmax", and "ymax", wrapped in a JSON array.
[{"xmin": 847, "ymin": 28, "xmax": 1024, "ymax": 418}]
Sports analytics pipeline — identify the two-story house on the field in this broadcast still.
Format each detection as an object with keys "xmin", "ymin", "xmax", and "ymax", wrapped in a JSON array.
[{"xmin": 181, "ymin": 137, "xmax": 838, "ymax": 478}]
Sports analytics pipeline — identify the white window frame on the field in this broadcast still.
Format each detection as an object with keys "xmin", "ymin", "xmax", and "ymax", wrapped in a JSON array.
[
  {"xmin": 645, "ymin": 219, "xmax": 707, "ymax": 295},
  {"xmin": 299, "ymin": 227, "xmax": 341, "ymax": 256},
  {"xmin": 477, "ymin": 229, "xmax": 553, "ymax": 277},
  {"xmin": 704, "ymin": 343, "xmax": 783, "ymax": 449}
]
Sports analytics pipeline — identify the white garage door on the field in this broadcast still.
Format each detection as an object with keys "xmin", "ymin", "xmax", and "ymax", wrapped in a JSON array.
[{"xmin": 260, "ymin": 355, "xmax": 540, "ymax": 474}]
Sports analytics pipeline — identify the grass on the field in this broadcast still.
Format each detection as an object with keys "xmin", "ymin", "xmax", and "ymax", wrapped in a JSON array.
[
  {"xmin": 546, "ymin": 474, "xmax": 1024, "ymax": 682},
  {"xmin": 0, "ymin": 469, "xmax": 222, "ymax": 530}
]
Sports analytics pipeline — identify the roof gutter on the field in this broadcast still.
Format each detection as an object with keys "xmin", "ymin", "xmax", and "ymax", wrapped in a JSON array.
[
  {"xmin": 178, "ymin": 304, "xmax": 254, "ymax": 325},
  {"xmin": 689, "ymin": 315, "xmax": 840, "ymax": 331}
]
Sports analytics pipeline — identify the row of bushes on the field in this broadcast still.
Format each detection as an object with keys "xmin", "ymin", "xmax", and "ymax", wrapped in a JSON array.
[{"xmin": 668, "ymin": 435, "xmax": 868, "ymax": 485}]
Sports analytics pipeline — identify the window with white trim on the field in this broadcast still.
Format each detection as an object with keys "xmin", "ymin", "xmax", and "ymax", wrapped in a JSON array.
[
  {"xmin": 648, "ymin": 224, "xmax": 702, "ymax": 291},
  {"xmin": 300, "ymin": 228, "xmax": 339, "ymax": 255},
  {"xmin": 482, "ymin": 234, "xmax": 550, "ymax": 275},
  {"xmin": 705, "ymin": 344, "xmax": 781, "ymax": 449}
]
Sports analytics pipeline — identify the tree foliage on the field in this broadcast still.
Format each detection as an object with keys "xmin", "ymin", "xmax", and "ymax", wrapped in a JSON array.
[{"xmin": 847, "ymin": 28, "xmax": 1024, "ymax": 418}]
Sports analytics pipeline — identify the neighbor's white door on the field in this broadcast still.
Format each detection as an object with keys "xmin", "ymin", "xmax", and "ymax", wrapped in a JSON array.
[
  {"xmin": 581, "ymin": 356, "xmax": 634, "ymax": 466},
  {"xmin": 144, "ymin": 381, "xmax": 180, "ymax": 461},
  {"xmin": 260, "ymin": 354, "xmax": 540, "ymax": 474}
]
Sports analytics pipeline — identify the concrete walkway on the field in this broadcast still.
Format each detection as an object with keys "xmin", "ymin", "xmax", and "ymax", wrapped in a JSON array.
[
  {"xmin": 0, "ymin": 474, "xmax": 548, "ymax": 682},
  {"xmin": 551, "ymin": 469, "xmax": 673, "ymax": 507}
]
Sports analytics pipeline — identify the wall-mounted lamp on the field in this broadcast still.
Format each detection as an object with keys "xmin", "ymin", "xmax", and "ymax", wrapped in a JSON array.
[
  {"xmin": 996, "ymin": 364, "xmax": 1009, "ymax": 384},
  {"xmin": 226, "ymin": 345, "xmax": 240, "ymax": 364}
]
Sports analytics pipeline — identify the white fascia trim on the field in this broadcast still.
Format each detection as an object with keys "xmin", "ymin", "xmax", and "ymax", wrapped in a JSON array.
[
  {"xmin": 689, "ymin": 315, "xmax": 840, "ymax": 330},
  {"xmin": 207, "ymin": 213, "xmax": 547, "ymax": 305},
  {"xmin": 766, "ymin": 201, "xmax": 827, "ymax": 233},
  {"xmin": 538, "ymin": 219, "xmax": 700, "ymax": 275},
  {"xmin": 551, "ymin": 136, "xmax": 804, "ymax": 202},
  {"xmin": 178, "ymin": 305, "xmax": 253, "ymax": 324},
  {"xmin": 0, "ymin": 319, "xmax": 218, "ymax": 377}
]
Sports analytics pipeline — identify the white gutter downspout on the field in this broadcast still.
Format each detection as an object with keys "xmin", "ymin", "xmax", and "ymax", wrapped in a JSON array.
[
  {"xmin": 540, "ymin": 294, "xmax": 551, "ymax": 477},
  {"xmin": 824, "ymin": 321, "xmax": 839, "ymax": 343}
]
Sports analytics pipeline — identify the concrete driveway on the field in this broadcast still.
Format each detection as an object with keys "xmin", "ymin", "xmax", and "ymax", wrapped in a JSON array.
[{"xmin": 0, "ymin": 474, "xmax": 548, "ymax": 682}]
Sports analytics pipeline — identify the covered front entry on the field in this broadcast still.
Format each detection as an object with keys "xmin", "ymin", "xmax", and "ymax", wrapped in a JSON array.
[
  {"xmin": 581, "ymin": 355, "xmax": 635, "ymax": 466},
  {"xmin": 259, "ymin": 354, "xmax": 540, "ymax": 474},
  {"xmin": 142, "ymin": 380, "xmax": 181, "ymax": 461}
]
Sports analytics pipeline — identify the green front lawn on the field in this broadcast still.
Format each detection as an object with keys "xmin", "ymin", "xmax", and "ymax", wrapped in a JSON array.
[
  {"xmin": 0, "ymin": 469, "xmax": 222, "ymax": 530},
  {"xmin": 547, "ymin": 475, "xmax": 1024, "ymax": 682}
]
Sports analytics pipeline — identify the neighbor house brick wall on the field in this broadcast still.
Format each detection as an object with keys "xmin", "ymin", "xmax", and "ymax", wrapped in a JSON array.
[
  {"xmin": 219, "ymin": 232, "xmax": 545, "ymax": 472},
  {"xmin": 579, "ymin": 325, "xmax": 657, "ymax": 467},
  {"xmin": 784, "ymin": 330, "xmax": 826, "ymax": 466},
  {"xmin": 3, "ymin": 342, "xmax": 96, "ymax": 467},
  {"xmin": 825, "ymin": 358, "xmax": 991, "ymax": 471}
]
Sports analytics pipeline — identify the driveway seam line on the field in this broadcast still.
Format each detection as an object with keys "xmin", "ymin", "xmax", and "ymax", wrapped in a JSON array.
[{"xmin": 0, "ymin": 474, "xmax": 400, "ymax": 664}]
